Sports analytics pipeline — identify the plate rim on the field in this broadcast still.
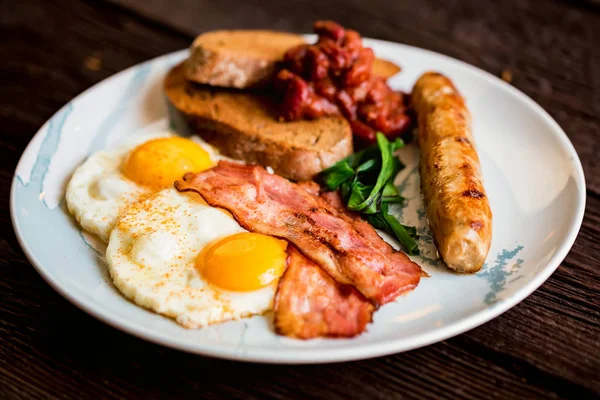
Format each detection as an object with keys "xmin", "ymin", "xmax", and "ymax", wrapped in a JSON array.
[{"xmin": 10, "ymin": 39, "xmax": 587, "ymax": 364}]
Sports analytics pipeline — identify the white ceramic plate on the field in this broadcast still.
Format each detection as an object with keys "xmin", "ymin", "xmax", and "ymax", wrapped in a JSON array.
[{"xmin": 10, "ymin": 37, "xmax": 586, "ymax": 364}]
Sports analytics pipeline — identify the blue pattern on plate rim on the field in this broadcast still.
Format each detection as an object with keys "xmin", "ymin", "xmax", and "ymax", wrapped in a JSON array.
[
  {"xmin": 21, "ymin": 103, "xmax": 73, "ymax": 207},
  {"xmin": 478, "ymin": 245, "xmax": 525, "ymax": 305},
  {"xmin": 14, "ymin": 59, "xmax": 525, "ymax": 310}
]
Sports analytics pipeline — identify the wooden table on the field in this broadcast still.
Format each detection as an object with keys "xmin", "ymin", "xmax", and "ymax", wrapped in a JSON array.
[{"xmin": 1, "ymin": 0, "xmax": 599, "ymax": 398}]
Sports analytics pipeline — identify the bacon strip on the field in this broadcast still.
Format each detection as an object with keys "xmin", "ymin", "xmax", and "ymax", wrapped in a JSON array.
[
  {"xmin": 274, "ymin": 246, "xmax": 374, "ymax": 339},
  {"xmin": 175, "ymin": 161, "xmax": 422, "ymax": 305},
  {"xmin": 274, "ymin": 191, "xmax": 377, "ymax": 339}
]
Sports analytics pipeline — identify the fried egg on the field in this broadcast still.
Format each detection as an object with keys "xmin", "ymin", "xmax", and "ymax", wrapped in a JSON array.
[
  {"xmin": 106, "ymin": 188, "xmax": 288, "ymax": 328},
  {"xmin": 66, "ymin": 133, "xmax": 217, "ymax": 241}
]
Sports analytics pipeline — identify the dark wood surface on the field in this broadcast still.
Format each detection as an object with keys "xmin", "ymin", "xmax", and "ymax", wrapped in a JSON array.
[{"xmin": 1, "ymin": 0, "xmax": 599, "ymax": 398}]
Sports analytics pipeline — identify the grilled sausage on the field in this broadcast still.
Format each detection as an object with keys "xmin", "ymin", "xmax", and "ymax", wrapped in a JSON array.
[{"xmin": 411, "ymin": 72, "xmax": 492, "ymax": 273}]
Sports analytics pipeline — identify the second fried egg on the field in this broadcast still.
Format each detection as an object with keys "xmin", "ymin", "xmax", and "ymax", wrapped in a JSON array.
[{"xmin": 106, "ymin": 188, "xmax": 288, "ymax": 328}]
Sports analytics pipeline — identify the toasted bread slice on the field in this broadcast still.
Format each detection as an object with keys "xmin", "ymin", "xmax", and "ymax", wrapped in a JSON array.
[
  {"xmin": 184, "ymin": 30, "xmax": 401, "ymax": 89},
  {"xmin": 165, "ymin": 63, "xmax": 353, "ymax": 181}
]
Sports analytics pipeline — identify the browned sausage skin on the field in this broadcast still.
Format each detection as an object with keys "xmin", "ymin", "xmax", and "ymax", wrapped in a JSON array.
[{"xmin": 411, "ymin": 72, "xmax": 492, "ymax": 273}]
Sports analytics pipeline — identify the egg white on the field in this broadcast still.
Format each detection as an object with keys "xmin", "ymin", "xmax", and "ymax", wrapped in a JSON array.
[{"xmin": 106, "ymin": 188, "xmax": 280, "ymax": 328}]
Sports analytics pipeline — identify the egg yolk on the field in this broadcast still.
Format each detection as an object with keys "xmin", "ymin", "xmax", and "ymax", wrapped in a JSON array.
[
  {"xmin": 122, "ymin": 137, "xmax": 213, "ymax": 189},
  {"xmin": 197, "ymin": 232, "xmax": 288, "ymax": 292}
]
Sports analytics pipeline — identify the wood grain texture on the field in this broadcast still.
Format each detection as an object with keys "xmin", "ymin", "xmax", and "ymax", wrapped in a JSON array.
[{"xmin": 0, "ymin": 0, "xmax": 598, "ymax": 398}]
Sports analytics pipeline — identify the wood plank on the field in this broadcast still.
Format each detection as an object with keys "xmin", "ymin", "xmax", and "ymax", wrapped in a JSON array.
[{"xmin": 0, "ymin": 0, "xmax": 598, "ymax": 398}]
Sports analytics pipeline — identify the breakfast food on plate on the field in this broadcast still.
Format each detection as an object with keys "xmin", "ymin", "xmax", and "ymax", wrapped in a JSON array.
[
  {"xmin": 411, "ymin": 72, "xmax": 492, "ymax": 273},
  {"xmin": 168, "ymin": 21, "xmax": 412, "ymax": 182},
  {"xmin": 184, "ymin": 29, "xmax": 401, "ymax": 89},
  {"xmin": 106, "ymin": 187, "xmax": 287, "ymax": 327},
  {"xmin": 165, "ymin": 63, "xmax": 353, "ymax": 181},
  {"xmin": 174, "ymin": 161, "xmax": 421, "ymax": 337},
  {"xmin": 175, "ymin": 161, "xmax": 422, "ymax": 305},
  {"xmin": 274, "ymin": 20, "xmax": 413, "ymax": 146},
  {"xmin": 65, "ymin": 133, "xmax": 216, "ymax": 242},
  {"xmin": 64, "ymin": 18, "xmax": 497, "ymax": 341}
]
